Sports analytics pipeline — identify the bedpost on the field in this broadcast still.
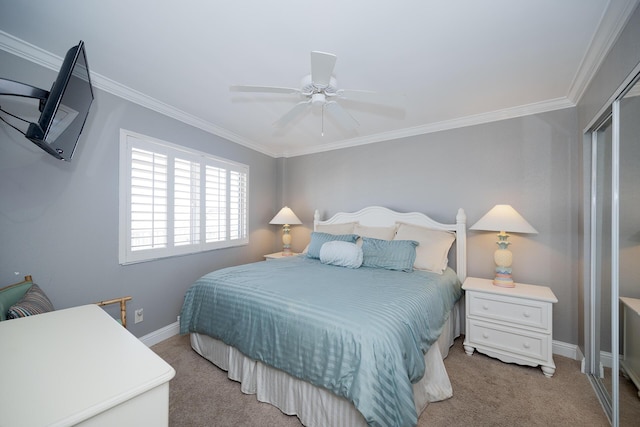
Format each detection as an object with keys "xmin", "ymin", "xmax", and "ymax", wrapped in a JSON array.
[
  {"xmin": 456, "ymin": 208, "xmax": 467, "ymax": 282},
  {"xmin": 313, "ymin": 209, "xmax": 320, "ymax": 231}
]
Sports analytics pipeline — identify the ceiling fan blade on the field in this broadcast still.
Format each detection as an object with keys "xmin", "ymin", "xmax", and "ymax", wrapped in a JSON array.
[
  {"xmin": 310, "ymin": 51, "xmax": 337, "ymax": 87},
  {"xmin": 273, "ymin": 100, "xmax": 311, "ymax": 127},
  {"xmin": 230, "ymin": 85, "xmax": 300, "ymax": 95},
  {"xmin": 324, "ymin": 101, "xmax": 359, "ymax": 130},
  {"xmin": 337, "ymin": 89, "xmax": 405, "ymax": 107}
]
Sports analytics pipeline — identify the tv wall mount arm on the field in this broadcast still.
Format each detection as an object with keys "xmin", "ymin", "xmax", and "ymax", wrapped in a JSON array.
[{"xmin": 0, "ymin": 78, "xmax": 50, "ymax": 111}]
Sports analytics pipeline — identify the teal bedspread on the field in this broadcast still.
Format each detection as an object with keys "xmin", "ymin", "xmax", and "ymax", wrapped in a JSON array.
[{"xmin": 180, "ymin": 256, "xmax": 462, "ymax": 427}]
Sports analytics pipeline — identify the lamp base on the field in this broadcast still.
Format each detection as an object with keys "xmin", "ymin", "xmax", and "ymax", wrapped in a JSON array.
[
  {"xmin": 493, "ymin": 271, "xmax": 515, "ymax": 287},
  {"xmin": 493, "ymin": 277, "xmax": 515, "ymax": 288},
  {"xmin": 281, "ymin": 224, "xmax": 293, "ymax": 255},
  {"xmin": 493, "ymin": 243, "xmax": 515, "ymax": 287}
]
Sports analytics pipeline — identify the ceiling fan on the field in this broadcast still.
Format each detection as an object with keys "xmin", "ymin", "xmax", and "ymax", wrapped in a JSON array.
[{"xmin": 230, "ymin": 51, "xmax": 399, "ymax": 134}]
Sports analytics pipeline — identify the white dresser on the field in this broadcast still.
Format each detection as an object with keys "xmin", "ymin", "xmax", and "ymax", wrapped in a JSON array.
[
  {"xmin": 620, "ymin": 297, "xmax": 640, "ymax": 397},
  {"xmin": 0, "ymin": 304, "xmax": 175, "ymax": 426},
  {"xmin": 462, "ymin": 277, "xmax": 558, "ymax": 377}
]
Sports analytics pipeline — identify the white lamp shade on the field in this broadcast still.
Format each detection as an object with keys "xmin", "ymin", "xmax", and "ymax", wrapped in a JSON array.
[
  {"xmin": 269, "ymin": 206, "xmax": 302, "ymax": 225},
  {"xmin": 470, "ymin": 205, "xmax": 537, "ymax": 234}
]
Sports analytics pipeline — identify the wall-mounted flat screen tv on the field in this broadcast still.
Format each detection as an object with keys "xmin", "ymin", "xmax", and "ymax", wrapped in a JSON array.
[{"xmin": 23, "ymin": 41, "xmax": 94, "ymax": 161}]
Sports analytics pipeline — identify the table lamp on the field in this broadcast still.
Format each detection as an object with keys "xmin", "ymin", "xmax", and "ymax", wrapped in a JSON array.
[
  {"xmin": 470, "ymin": 204, "xmax": 538, "ymax": 287},
  {"xmin": 270, "ymin": 206, "xmax": 302, "ymax": 255}
]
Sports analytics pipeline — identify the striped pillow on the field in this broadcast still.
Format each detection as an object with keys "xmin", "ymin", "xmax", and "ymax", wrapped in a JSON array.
[
  {"xmin": 306, "ymin": 232, "xmax": 359, "ymax": 259},
  {"xmin": 7, "ymin": 284, "xmax": 54, "ymax": 319},
  {"xmin": 361, "ymin": 237, "xmax": 418, "ymax": 272}
]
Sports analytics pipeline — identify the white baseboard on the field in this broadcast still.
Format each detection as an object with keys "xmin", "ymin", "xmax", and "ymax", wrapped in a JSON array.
[
  {"xmin": 553, "ymin": 340, "xmax": 581, "ymax": 360},
  {"xmin": 141, "ymin": 322, "xmax": 583, "ymax": 362},
  {"xmin": 139, "ymin": 321, "xmax": 179, "ymax": 347},
  {"xmin": 600, "ymin": 350, "xmax": 613, "ymax": 369},
  {"xmin": 580, "ymin": 350, "xmax": 611, "ymax": 377}
]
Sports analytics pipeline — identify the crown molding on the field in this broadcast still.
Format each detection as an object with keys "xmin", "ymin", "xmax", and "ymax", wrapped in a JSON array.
[
  {"xmin": 279, "ymin": 97, "xmax": 576, "ymax": 158},
  {"xmin": 0, "ymin": 31, "xmax": 62, "ymax": 71},
  {"xmin": 2, "ymin": 0, "xmax": 629, "ymax": 162},
  {"xmin": 88, "ymin": 73, "xmax": 278, "ymax": 157},
  {"xmin": 0, "ymin": 30, "xmax": 278, "ymax": 158},
  {"xmin": 628, "ymin": 81, "xmax": 640, "ymax": 98},
  {"xmin": 567, "ymin": 0, "xmax": 640, "ymax": 104}
]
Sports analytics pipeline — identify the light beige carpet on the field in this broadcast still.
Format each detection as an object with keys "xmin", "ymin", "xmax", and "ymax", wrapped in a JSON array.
[{"xmin": 152, "ymin": 334, "xmax": 610, "ymax": 426}]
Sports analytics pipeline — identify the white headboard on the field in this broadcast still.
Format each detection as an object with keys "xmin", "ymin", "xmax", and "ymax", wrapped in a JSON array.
[{"xmin": 314, "ymin": 206, "xmax": 467, "ymax": 281}]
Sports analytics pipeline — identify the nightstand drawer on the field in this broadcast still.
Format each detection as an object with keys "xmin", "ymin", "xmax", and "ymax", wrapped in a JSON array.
[
  {"xmin": 467, "ymin": 320, "xmax": 549, "ymax": 362},
  {"xmin": 468, "ymin": 292, "xmax": 550, "ymax": 330}
]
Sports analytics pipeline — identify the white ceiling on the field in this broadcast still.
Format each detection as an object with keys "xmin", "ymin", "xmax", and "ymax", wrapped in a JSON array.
[{"xmin": 0, "ymin": 1, "xmax": 638, "ymax": 158}]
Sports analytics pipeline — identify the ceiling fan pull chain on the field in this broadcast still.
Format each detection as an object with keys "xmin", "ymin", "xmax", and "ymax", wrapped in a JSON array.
[{"xmin": 321, "ymin": 104, "xmax": 324, "ymax": 136}]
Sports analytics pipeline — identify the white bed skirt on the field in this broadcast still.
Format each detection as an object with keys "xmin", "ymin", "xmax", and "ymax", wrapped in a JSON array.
[{"xmin": 190, "ymin": 302, "xmax": 461, "ymax": 427}]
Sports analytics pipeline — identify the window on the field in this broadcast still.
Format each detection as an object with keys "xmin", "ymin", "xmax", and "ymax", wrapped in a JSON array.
[{"xmin": 119, "ymin": 129, "xmax": 248, "ymax": 264}]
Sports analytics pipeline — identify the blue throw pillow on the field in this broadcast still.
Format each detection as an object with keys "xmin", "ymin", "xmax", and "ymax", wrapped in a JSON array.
[
  {"xmin": 307, "ymin": 232, "xmax": 359, "ymax": 259},
  {"xmin": 361, "ymin": 237, "xmax": 418, "ymax": 272}
]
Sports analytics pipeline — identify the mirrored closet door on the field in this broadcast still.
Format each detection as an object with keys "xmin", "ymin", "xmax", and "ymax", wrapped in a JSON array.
[
  {"xmin": 587, "ymin": 72, "xmax": 640, "ymax": 426},
  {"xmin": 618, "ymin": 78, "xmax": 640, "ymax": 424},
  {"xmin": 589, "ymin": 113, "xmax": 613, "ymax": 417}
]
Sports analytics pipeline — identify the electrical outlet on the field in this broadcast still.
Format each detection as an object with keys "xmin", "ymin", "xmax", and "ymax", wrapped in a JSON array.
[{"xmin": 135, "ymin": 308, "xmax": 144, "ymax": 324}]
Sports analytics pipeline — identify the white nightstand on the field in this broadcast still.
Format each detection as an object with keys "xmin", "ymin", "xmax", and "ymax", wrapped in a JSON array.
[
  {"xmin": 264, "ymin": 251, "xmax": 300, "ymax": 260},
  {"xmin": 462, "ymin": 277, "xmax": 558, "ymax": 377}
]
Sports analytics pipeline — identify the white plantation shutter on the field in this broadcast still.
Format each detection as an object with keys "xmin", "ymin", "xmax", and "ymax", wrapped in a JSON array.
[
  {"xmin": 174, "ymin": 158, "xmax": 201, "ymax": 247},
  {"xmin": 229, "ymin": 170, "xmax": 247, "ymax": 240},
  {"xmin": 205, "ymin": 165, "xmax": 226, "ymax": 242},
  {"xmin": 130, "ymin": 147, "xmax": 168, "ymax": 251},
  {"xmin": 119, "ymin": 130, "xmax": 249, "ymax": 264}
]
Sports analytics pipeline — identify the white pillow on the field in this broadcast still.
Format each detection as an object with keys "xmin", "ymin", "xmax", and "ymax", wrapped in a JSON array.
[
  {"xmin": 394, "ymin": 222, "xmax": 455, "ymax": 274},
  {"xmin": 319, "ymin": 241, "xmax": 363, "ymax": 269},
  {"xmin": 353, "ymin": 224, "xmax": 397, "ymax": 241},
  {"xmin": 315, "ymin": 222, "xmax": 357, "ymax": 235}
]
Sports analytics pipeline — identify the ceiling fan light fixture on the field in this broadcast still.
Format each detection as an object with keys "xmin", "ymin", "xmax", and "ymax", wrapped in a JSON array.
[
  {"xmin": 311, "ymin": 93, "xmax": 325, "ymax": 107},
  {"xmin": 301, "ymin": 75, "xmax": 338, "ymax": 94}
]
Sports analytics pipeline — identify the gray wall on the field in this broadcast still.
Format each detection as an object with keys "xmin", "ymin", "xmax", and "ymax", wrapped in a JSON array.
[
  {"xmin": 0, "ymin": 50, "xmax": 279, "ymax": 337},
  {"xmin": 5, "ymin": 5, "xmax": 639, "ymax": 345},
  {"xmin": 283, "ymin": 108, "xmax": 580, "ymax": 345},
  {"xmin": 576, "ymin": 4, "xmax": 640, "ymax": 353}
]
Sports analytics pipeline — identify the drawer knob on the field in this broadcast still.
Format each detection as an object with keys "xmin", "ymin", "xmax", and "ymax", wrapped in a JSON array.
[
  {"xmin": 523, "ymin": 312, "xmax": 531, "ymax": 318},
  {"xmin": 482, "ymin": 333, "xmax": 489, "ymax": 339},
  {"xmin": 482, "ymin": 304, "xmax": 489, "ymax": 310},
  {"xmin": 523, "ymin": 342, "xmax": 531, "ymax": 349}
]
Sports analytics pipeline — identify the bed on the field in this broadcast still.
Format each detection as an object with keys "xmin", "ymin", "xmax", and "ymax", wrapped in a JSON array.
[{"xmin": 179, "ymin": 206, "xmax": 467, "ymax": 427}]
